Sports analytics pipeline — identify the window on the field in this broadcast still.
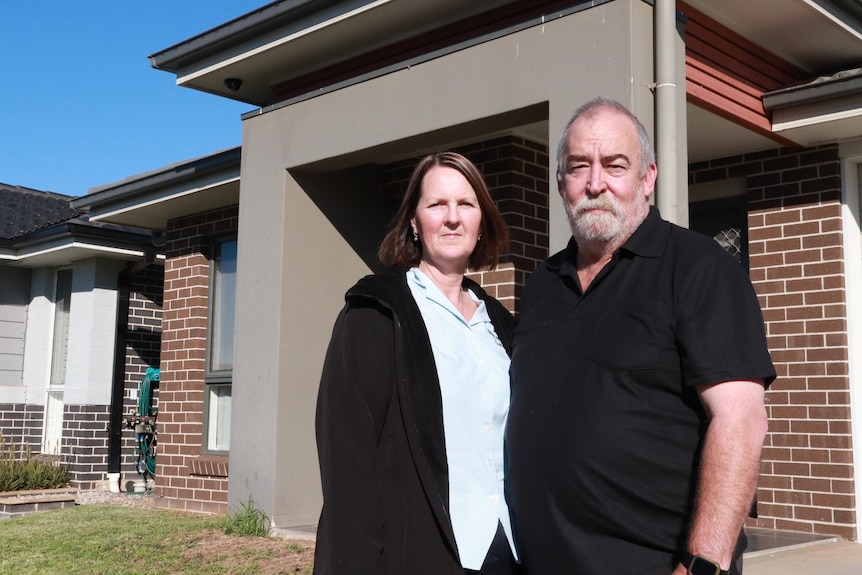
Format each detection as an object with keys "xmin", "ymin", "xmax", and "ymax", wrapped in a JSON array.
[
  {"xmin": 204, "ymin": 238, "xmax": 237, "ymax": 453},
  {"xmin": 42, "ymin": 268, "xmax": 72, "ymax": 454},
  {"xmin": 690, "ymin": 195, "xmax": 750, "ymax": 271}
]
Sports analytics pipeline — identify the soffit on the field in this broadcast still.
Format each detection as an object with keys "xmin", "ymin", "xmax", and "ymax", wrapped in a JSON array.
[
  {"xmin": 150, "ymin": 0, "xmax": 862, "ymax": 165},
  {"xmin": 73, "ymin": 148, "xmax": 241, "ymax": 230},
  {"xmin": 153, "ymin": 0, "xmax": 518, "ymax": 107},
  {"xmin": 684, "ymin": 0, "xmax": 862, "ymax": 75},
  {"xmin": 685, "ymin": 0, "xmax": 862, "ymax": 157}
]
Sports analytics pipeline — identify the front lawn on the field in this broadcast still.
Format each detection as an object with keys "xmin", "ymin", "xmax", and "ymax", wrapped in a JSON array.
[{"xmin": 0, "ymin": 505, "xmax": 314, "ymax": 575}]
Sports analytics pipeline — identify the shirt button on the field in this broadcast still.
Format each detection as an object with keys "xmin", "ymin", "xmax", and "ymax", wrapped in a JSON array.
[{"xmin": 483, "ymin": 423, "xmax": 491, "ymax": 432}]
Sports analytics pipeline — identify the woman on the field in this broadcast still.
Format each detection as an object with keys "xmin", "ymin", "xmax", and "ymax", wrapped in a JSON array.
[{"xmin": 314, "ymin": 151, "xmax": 518, "ymax": 575}]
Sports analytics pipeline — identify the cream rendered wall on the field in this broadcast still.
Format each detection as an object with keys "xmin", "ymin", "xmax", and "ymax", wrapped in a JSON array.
[
  {"xmin": 19, "ymin": 260, "xmax": 123, "ymax": 409},
  {"xmin": 21, "ymin": 268, "xmax": 55, "ymax": 406},
  {"xmin": 232, "ymin": 0, "xmax": 660, "ymax": 528},
  {"xmin": 63, "ymin": 258, "xmax": 123, "ymax": 406}
]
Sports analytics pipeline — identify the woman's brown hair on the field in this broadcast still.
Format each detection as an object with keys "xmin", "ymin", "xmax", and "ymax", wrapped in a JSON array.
[{"xmin": 378, "ymin": 151, "xmax": 509, "ymax": 271}]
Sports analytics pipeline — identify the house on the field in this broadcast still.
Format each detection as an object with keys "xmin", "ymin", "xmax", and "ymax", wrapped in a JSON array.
[
  {"xmin": 0, "ymin": 183, "xmax": 163, "ymax": 489},
  {"xmin": 72, "ymin": 0, "xmax": 862, "ymax": 541}
]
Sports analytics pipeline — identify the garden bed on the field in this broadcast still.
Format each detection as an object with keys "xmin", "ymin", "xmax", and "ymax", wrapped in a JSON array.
[{"xmin": 0, "ymin": 487, "xmax": 77, "ymax": 520}]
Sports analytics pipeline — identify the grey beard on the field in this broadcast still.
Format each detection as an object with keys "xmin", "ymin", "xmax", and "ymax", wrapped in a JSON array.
[{"xmin": 566, "ymin": 198, "xmax": 648, "ymax": 249}]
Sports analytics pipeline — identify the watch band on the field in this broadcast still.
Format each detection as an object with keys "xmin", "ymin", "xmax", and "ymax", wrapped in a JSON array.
[{"xmin": 679, "ymin": 551, "xmax": 730, "ymax": 575}]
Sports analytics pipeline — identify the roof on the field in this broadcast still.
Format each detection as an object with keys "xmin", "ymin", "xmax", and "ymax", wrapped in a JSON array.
[
  {"xmin": 72, "ymin": 146, "xmax": 241, "ymax": 230},
  {"xmin": 0, "ymin": 183, "xmax": 163, "ymax": 268},
  {"xmin": 0, "ymin": 183, "xmax": 79, "ymax": 240}
]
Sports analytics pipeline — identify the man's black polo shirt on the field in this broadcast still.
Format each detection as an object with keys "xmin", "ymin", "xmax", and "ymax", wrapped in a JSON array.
[{"xmin": 507, "ymin": 207, "xmax": 775, "ymax": 575}]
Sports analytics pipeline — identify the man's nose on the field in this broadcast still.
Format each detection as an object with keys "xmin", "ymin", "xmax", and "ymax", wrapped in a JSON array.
[{"xmin": 587, "ymin": 166, "xmax": 605, "ymax": 194}]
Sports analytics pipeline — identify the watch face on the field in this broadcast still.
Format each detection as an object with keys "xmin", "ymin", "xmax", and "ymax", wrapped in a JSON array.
[{"xmin": 690, "ymin": 556, "xmax": 721, "ymax": 575}]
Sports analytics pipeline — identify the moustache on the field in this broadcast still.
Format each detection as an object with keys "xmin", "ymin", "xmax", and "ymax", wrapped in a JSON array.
[{"xmin": 575, "ymin": 198, "xmax": 620, "ymax": 217}]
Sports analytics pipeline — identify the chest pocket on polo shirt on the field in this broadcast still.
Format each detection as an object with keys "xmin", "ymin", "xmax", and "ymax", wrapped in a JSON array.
[{"xmin": 585, "ymin": 303, "xmax": 675, "ymax": 371}]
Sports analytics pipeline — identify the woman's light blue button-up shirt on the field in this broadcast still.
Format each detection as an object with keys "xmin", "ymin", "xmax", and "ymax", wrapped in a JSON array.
[{"xmin": 407, "ymin": 267, "xmax": 516, "ymax": 570}]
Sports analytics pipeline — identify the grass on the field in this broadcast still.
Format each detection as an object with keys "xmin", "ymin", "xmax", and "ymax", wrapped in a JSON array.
[
  {"xmin": 224, "ymin": 496, "xmax": 270, "ymax": 537},
  {"xmin": 0, "ymin": 505, "xmax": 314, "ymax": 575}
]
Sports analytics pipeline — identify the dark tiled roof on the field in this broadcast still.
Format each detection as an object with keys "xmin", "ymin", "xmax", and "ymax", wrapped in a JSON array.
[{"xmin": 0, "ymin": 183, "xmax": 80, "ymax": 240}]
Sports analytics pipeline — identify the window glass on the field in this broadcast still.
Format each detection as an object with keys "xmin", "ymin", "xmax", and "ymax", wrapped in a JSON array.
[
  {"xmin": 207, "ymin": 384, "xmax": 232, "ymax": 452},
  {"xmin": 205, "ymin": 238, "xmax": 237, "ymax": 452},
  {"xmin": 210, "ymin": 240, "xmax": 237, "ymax": 373}
]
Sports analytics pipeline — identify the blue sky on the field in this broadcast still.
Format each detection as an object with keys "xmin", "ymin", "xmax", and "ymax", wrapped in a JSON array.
[{"xmin": 2, "ymin": 1, "xmax": 267, "ymax": 197}]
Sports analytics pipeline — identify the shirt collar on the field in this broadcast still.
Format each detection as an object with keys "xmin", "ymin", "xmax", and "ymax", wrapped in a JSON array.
[{"xmin": 407, "ymin": 267, "xmax": 491, "ymax": 326}]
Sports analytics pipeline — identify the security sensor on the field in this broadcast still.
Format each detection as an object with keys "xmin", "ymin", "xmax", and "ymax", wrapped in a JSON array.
[{"xmin": 224, "ymin": 78, "xmax": 242, "ymax": 92}]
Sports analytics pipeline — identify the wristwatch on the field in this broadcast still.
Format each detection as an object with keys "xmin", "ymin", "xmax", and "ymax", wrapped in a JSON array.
[{"xmin": 679, "ymin": 552, "xmax": 729, "ymax": 575}]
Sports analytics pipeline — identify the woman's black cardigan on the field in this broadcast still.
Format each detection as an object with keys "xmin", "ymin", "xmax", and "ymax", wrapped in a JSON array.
[{"xmin": 313, "ymin": 270, "xmax": 516, "ymax": 575}]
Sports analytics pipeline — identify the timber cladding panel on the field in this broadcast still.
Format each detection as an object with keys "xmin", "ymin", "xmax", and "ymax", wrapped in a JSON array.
[
  {"xmin": 690, "ymin": 144, "xmax": 856, "ymax": 540},
  {"xmin": 678, "ymin": 0, "xmax": 807, "ymax": 145},
  {"xmin": 155, "ymin": 206, "xmax": 237, "ymax": 514}
]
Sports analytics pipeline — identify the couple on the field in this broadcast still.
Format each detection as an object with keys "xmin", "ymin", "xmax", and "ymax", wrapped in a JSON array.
[{"xmin": 313, "ymin": 98, "xmax": 776, "ymax": 575}]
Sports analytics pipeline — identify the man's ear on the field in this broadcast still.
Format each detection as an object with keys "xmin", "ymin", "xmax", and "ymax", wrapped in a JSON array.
[{"xmin": 642, "ymin": 163, "xmax": 657, "ymax": 198}]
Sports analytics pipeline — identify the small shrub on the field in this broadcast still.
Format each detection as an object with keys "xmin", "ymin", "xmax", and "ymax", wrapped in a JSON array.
[
  {"xmin": 224, "ymin": 496, "xmax": 270, "ymax": 537},
  {"xmin": 0, "ymin": 434, "xmax": 72, "ymax": 492}
]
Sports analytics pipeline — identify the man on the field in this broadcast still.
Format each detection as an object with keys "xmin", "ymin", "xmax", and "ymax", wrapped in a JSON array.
[{"xmin": 506, "ymin": 98, "xmax": 775, "ymax": 575}]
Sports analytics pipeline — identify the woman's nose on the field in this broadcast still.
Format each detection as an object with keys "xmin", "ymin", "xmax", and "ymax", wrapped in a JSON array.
[{"xmin": 444, "ymin": 203, "xmax": 459, "ymax": 223}]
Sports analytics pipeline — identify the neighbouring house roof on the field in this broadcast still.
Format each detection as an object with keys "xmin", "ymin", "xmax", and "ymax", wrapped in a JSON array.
[
  {"xmin": 0, "ymin": 182, "xmax": 162, "ymax": 268},
  {"xmin": 0, "ymin": 183, "xmax": 79, "ymax": 239},
  {"xmin": 762, "ymin": 66, "xmax": 862, "ymax": 146},
  {"xmin": 72, "ymin": 146, "xmax": 241, "ymax": 231}
]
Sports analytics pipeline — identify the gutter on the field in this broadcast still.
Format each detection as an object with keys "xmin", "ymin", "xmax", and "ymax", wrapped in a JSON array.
[{"xmin": 762, "ymin": 67, "xmax": 862, "ymax": 111}]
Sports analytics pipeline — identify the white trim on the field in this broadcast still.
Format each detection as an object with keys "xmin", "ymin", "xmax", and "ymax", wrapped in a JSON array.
[
  {"xmin": 1, "ymin": 242, "xmax": 166, "ymax": 264},
  {"xmin": 175, "ymin": 0, "xmax": 392, "ymax": 85},
  {"xmin": 839, "ymin": 140, "xmax": 862, "ymax": 534},
  {"xmin": 85, "ymin": 173, "xmax": 240, "ymax": 223}
]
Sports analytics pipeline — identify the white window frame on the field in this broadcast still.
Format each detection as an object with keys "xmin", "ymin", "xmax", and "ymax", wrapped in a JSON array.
[
  {"xmin": 203, "ymin": 236, "xmax": 237, "ymax": 454},
  {"xmin": 42, "ymin": 268, "xmax": 73, "ymax": 455}
]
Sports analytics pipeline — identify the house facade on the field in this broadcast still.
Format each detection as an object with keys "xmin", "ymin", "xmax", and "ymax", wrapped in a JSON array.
[
  {"xmin": 75, "ymin": 0, "xmax": 862, "ymax": 542},
  {"xmin": 0, "ymin": 183, "xmax": 163, "ymax": 490}
]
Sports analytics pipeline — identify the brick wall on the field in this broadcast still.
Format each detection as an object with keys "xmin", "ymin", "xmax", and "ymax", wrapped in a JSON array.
[
  {"xmin": 382, "ymin": 136, "xmax": 550, "ymax": 311},
  {"xmin": 0, "ymin": 404, "xmax": 44, "ymax": 456},
  {"xmin": 62, "ymin": 264, "xmax": 164, "ymax": 490},
  {"xmin": 155, "ymin": 206, "xmax": 238, "ymax": 514},
  {"xmin": 690, "ymin": 145, "xmax": 856, "ymax": 540},
  {"xmin": 62, "ymin": 404, "xmax": 110, "ymax": 487},
  {"xmin": 0, "ymin": 264, "xmax": 163, "ymax": 491}
]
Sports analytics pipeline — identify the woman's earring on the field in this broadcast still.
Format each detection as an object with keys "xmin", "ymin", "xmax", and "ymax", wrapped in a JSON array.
[
  {"xmin": 412, "ymin": 229, "xmax": 419, "ymax": 242},
  {"xmin": 477, "ymin": 233, "xmax": 482, "ymax": 241}
]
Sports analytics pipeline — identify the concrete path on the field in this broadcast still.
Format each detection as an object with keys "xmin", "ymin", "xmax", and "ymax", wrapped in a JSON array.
[{"xmin": 744, "ymin": 539, "xmax": 862, "ymax": 575}]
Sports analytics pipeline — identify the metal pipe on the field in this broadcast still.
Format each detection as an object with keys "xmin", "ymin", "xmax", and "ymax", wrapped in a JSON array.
[{"xmin": 654, "ymin": 0, "xmax": 683, "ymax": 225}]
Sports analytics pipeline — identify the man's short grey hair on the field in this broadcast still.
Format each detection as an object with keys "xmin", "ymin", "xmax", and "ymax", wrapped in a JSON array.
[{"xmin": 555, "ymin": 97, "xmax": 656, "ymax": 182}]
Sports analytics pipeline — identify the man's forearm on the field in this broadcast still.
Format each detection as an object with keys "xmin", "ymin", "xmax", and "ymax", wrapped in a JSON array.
[{"xmin": 686, "ymin": 385, "xmax": 768, "ymax": 570}]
